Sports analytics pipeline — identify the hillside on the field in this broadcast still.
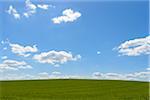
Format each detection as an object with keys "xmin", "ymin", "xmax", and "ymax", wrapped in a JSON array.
[{"xmin": 0, "ymin": 79, "xmax": 149, "ymax": 100}]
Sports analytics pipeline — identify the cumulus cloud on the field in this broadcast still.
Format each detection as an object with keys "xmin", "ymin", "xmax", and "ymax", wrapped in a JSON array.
[
  {"xmin": 115, "ymin": 36, "xmax": 150, "ymax": 56},
  {"xmin": 92, "ymin": 71, "xmax": 150, "ymax": 81},
  {"xmin": 52, "ymin": 9, "xmax": 81, "ymax": 24},
  {"xmin": 125, "ymin": 71, "xmax": 150, "ymax": 80},
  {"xmin": 37, "ymin": 4, "xmax": 49, "ymax": 10},
  {"xmin": 23, "ymin": 0, "xmax": 37, "ymax": 18},
  {"xmin": 33, "ymin": 50, "xmax": 81, "ymax": 66},
  {"xmin": 9, "ymin": 43, "xmax": 38, "ymax": 57},
  {"xmin": 0, "ymin": 59, "xmax": 32, "ymax": 72},
  {"xmin": 6, "ymin": 0, "xmax": 55, "ymax": 19},
  {"xmin": 37, "ymin": 4, "xmax": 55, "ymax": 10},
  {"xmin": 6, "ymin": 5, "xmax": 20, "ymax": 19},
  {"xmin": 23, "ymin": 0, "xmax": 55, "ymax": 18}
]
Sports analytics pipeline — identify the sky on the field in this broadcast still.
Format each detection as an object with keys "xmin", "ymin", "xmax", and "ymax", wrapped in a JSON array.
[{"xmin": 0, "ymin": 0, "xmax": 149, "ymax": 81}]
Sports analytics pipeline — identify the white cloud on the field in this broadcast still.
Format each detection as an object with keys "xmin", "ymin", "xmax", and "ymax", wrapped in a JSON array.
[
  {"xmin": 52, "ymin": 71, "xmax": 61, "ymax": 75},
  {"xmin": 115, "ymin": 36, "xmax": 150, "ymax": 56},
  {"xmin": 0, "ymin": 73, "xmax": 35, "ymax": 80},
  {"xmin": 23, "ymin": 0, "xmax": 55, "ymax": 18},
  {"xmin": 1, "ymin": 56, "xmax": 8, "ymax": 60},
  {"xmin": 92, "ymin": 72, "xmax": 103, "ymax": 77},
  {"xmin": 97, "ymin": 51, "xmax": 101, "ymax": 55},
  {"xmin": 6, "ymin": 5, "xmax": 20, "ymax": 19},
  {"xmin": 23, "ymin": 0, "xmax": 37, "ymax": 18},
  {"xmin": 1, "ymin": 41, "xmax": 4, "ymax": 44},
  {"xmin": 92, "ymin": 71, "xmax": 150, "ymax": 81},
  {"xmin": 9, "ymin": 43, "xmax": 38, "ymax": 57},
  {"xmin": 104, "ymin": 73, "xmax": 123, "ymax": 80},
  {"xmin": 33, "ymin": 50, "xmax": 81, "ymax": 66},
  {"xmin": 92, "ymin": 72, "xmax": 123, "ymax": 80},
  {"xmin": 146, "ymin": 67, "xmax": 150, "ymax": 71},
  {"xmin": 6, "ymin": 0, "xmax": 55, "ymax": 19},
  {"xmin": 1, "ymin": 70, "xmax": 149, "ymax": 81},
  {"xmin": 1, "ymin": 39, "xmax": 9, "ymax": 45},
  {"xmin": 30, "ymin": 72, "xmax": 62, "ymax": 79},
  {"xmin": 37, "ymin": 4, "xmax": 55, "ymax": 10},
  {"xmin": 1, "ymin": 40, "xmax": 8, "ymax": 50},
  {"xmin": 0, "ymin": 59, "xmax": 32, "ymax": 72},
  {"xmin": 38, "ymin": 72, "xmax": 49, "ymax": 76},
  {"xmin": 124, "ymin": 71, "xmax": 150, "ymax": 81},
  {"xmin": 52, "ymin": 9, "xmax": 81, "ymax": 24},
  {"xmin": 37, "ymin": 4, "xmax": 49, "ymax": 10},
  {"xmin": 0, "ymin": 72, "xmax": 86, "ymax": 80},
  {"xmin": 38, "ymin": 72, "xmax": 50, "ymax": 79}
]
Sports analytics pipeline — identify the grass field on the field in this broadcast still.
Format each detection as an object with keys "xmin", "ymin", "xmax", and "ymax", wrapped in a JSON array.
[{"xmin": 0, "ymin": 79, "xmax": 149, "ymax": 100}]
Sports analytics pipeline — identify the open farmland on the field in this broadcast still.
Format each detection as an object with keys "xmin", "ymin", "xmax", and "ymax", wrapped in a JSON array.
[{"xmin": 0, "ymin": 79, "xmax": 149, "ymax": 100}]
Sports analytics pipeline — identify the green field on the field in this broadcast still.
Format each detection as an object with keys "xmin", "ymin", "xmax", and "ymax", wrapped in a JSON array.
[{"xmin": 0, "ymin": 79, "xmax": 149, "ymax": 100}]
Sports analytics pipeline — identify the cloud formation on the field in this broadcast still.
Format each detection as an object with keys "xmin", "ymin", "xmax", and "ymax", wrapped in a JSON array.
[
  {"xmin": 6, "ymin": 5, "xmax": 20, "ymax": 19},
  {"xmin": 52, "ymin": 9, "xmax": 81, "ymax": 24},
  {"xmin": 33, "ymin": 50, "xmax": 81, "ymax": 66},
  {"xmin": 37, "ymin": 71, "xmax": 62, "ymax": 79},
  {"xmin": 37, "ymin": 72, "xmax": 50, "ymax": 79},
  {"xmin": 37, "ymin": 4, "xmax": 55, "ymax": 10},
  {"xmin": 0, "ymin": 59, "xmax": 32, "ymax": 72},
  {"xmin": 6, "ymin": 0, "xmax": 54, "ymax": 19},
  {"xmin": 23, "ymin": 0, "xmax": 37, "ymax": 18},
  {"xmin": 52, "ymin": 71, "xmax": 61, "ymax": 75},
  {"xmin": 9, "ymin": 43, "xmax": 38, "ymax": 57},
  {"xmin": 115, "ymin": 36, "xmax": 150, "ymax": 56},
  {"xmin": 92, "ymin": 71, "xmax": 150, "ymax": 81},
  {"xmin": 37, "ymin": 4, "xmax": 49, "ymax": 10}
]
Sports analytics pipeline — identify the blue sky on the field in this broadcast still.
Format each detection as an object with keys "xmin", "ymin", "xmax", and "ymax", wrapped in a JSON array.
[{"xmin": 0, "ymin": 0, "xmax": 149, "ymax": 80}]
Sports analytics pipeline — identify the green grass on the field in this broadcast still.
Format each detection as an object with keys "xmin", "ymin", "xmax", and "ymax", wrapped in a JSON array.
[{"xmin": 0, "ymin": 79, "xmax": 149, "ymax": 100}]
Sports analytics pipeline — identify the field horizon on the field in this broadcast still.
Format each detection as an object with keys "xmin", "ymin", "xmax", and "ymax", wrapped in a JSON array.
[
  {"xmin": 0, "ymin": 79, "xmax": 149, "ymax": 100},
  {"xmin": 0, "ymin": 78, "xmax": 149, "ymax": 82}
]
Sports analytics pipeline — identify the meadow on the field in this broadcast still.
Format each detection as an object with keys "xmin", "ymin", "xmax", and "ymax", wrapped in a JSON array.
[{"xmin": 0, "ymin": 79, "xmax": 149, "ymax": 100}]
